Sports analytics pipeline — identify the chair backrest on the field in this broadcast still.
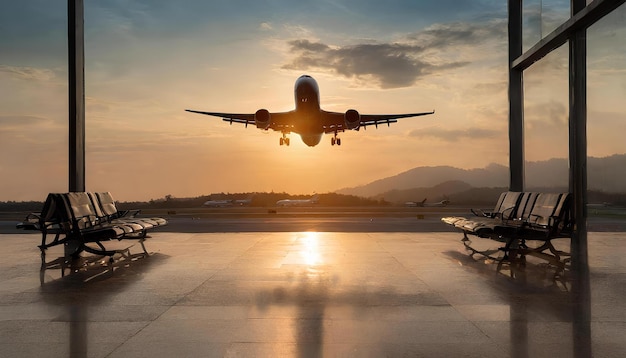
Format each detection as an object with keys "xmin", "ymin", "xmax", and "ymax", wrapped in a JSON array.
[
  {"xmin": 62, "ymin": 192, "xmax": 99, "ymax": 229},
  {"xmin": 517, "ymin": 192, "xmax": 539, "ymax": 220},
  {"xmin": 492, "ymin": 192, "xmax": 508, "ymax": 213},
  {"xmin": 499, "ymin": 191, "xmax": 522, "ymax": 219},
  {"xmin": 96, "ymin": 192, "xmax": 118, "ymax": 217},
  {"xmin": 529, "ymin": 193, "xmax": 562, "ymax": 227},
  {"xmin": 552, "ymin": 193, "xmax": 573, "ymax": 233},
  {"xmin": 554, "ymin": 193, "xmax": 571, "ymax": 219},
  {"xmin": 87, "ymin": 192, "xmax": 106, "ymax": 218},
  {"xmin": 39, "ymin": 193, "xmax": 71, "ymax": 225}
]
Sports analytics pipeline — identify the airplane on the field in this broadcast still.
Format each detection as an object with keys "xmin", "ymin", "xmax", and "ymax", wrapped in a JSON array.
[
  {"xmin": 405, "ymin": 199, "xmax": 427, "ymax": 207},
  {"xmin": 202, "ymin": 199, "xmax": 233, "ymax": 207},
  {"xmin": 233, "ymin": 198, "xmax": 252, "ymax": 206},
  {"xmin": 276, "ymin": 194, "xmax": 319, "ymax": 207},
  {"xmin": 423, "ymin": 199, "xmax": 450, "ymax": 207},
  {"xmin": 405, "ymin": 198, "xmax": 449, "ymax": 207},
  {"xmin": 185, "ymin": 75, "xmax": 434, "ymax": 147}
]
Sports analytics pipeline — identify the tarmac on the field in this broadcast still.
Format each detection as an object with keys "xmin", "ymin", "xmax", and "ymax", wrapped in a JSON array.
[{"xmin": 1, "ymin": 215, "xmax": 625, "ymax": 357}]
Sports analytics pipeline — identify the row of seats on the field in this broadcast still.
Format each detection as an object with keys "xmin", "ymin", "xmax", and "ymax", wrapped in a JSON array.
[
  {"xmin": 19, "ymin": 192, "xmax": 167, "ymax": 260},
  {"xmin": 442, "ymin": 191, "xmax": 572, "ymax": 241},
  {"xmin": 442, "ymin": 192, "xmax": 573, "ymax": 283}
]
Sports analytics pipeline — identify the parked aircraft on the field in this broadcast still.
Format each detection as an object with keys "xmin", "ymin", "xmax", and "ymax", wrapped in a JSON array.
[
  {"xmin": 424, "ymin": 199, "xmax": 450, "ymax": 207},
  {"xmin": 276, "ymin": 195, "xmax": 320, "ymax": 207},
  {"xmin": 405, "ymin": 199, "xmax": 427, "ymax": 207},
  {"xmin": 186, "ymin": 75, "xmax": 434, "ymax": 147},
  {"xmin": 405, "ymin": 198, "xmax": 449, "ymax": 207},
  {"xmin": 234, "ymin": 198, "xmax": 252, "ymax": 206},
  {"xmin": 202, "ymin": 199, "xmax": 233, "ymax": 207}
]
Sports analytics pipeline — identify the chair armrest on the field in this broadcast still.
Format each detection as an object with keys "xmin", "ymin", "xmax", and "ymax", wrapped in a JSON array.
[
  {"xmin": 115, "ymin": 209, "xmax": 141, "ymax": 218},
  {"xmin": 528, "ymin": 214, "xmax": 543, "ymax": 224},
  {"xmin": 16, "ymin": 212, "xmax": 43, "ymax": 230},
  {"xmin": 499, "ymin": 206, "xmax": 516, "ymax": 219}
]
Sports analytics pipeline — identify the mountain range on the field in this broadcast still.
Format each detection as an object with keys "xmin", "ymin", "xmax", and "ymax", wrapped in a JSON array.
[{"xmin": 336, "ymin": 154, "xmax": 626, "ymax": 199}]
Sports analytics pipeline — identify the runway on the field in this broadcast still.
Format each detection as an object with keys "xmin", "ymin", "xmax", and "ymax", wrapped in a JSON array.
[
  {"xmin": 157, "ymin": 216, "xmax": 454, "ymax": 233},
  {"xmin": 2, "ymin": 204, "xmax": 625, "ymax": 233}
]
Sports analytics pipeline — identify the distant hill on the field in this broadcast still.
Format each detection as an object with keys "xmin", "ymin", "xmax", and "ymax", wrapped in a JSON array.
[
  {"xmin": 337, "ymin": 164, "xmax": 508, "ymax": 198},
  {"xmin": 337, "ymin": 154, "xmax": 626, "ymax": 198},
  {"xmin": 372, "ymin": 180, "xmax": 473, "ymax": 203}
]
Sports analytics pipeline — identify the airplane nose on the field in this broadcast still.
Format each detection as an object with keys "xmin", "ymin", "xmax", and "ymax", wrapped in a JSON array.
[{"xmin": 297, "ymin": 82, "xmax": 314, "ymax": 95}]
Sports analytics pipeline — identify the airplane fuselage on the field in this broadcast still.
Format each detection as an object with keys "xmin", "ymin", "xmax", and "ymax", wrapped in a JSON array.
[
  {"xmin": 276, "ymin": 194, "xmax": 319, "ymax": 207},
  {"xmin": 293, "ymin": 75, "xmax": 324, "ymax": 146}
]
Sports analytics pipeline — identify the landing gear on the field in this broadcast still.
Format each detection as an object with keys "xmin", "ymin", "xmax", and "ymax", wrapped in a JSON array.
[
  {"xmin": 331, "ymin": 133, "xmax": 341, "ymax": 146},
  {"xmin": 280, "ymin": 134, "xmax": 290, "ymax": 146}
]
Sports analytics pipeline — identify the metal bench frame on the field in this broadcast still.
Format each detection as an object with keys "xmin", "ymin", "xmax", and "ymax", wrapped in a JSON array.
[
  {"xmin": 442, "ymin": 192, "xmax": 573, "ymax": 281},
  {"xmin": 18, "ymin": 192, "xmax": 167, "ymax": 275}
]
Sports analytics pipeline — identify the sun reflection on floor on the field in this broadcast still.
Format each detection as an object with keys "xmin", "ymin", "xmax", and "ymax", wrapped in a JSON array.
[{"xmin": 299, "ymin": 231, "xmax": 323, "ymax": 266}]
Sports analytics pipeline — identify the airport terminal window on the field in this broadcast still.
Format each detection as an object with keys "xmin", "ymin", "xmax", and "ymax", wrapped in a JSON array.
[
  {"xmin": 523, "ymin": 44, "xmax": 569, "ymax": 188},
  {"xmin": 587, "ymin": 3, "xmax": 626, "ymax": 194},
  {"xmin": 522, "ymin": 0, "xmax": 542, "ymax": 52},
  {"xmin": 518, "ymin": 0, "xmax": 626, "ymax": 194},
  {"xmin": 540, "ymin": 0, "xmax": 571, "ymax": 36},
  {"xmin": 522, "ymin": 0, "xmax": 571, "ymax": 51}
]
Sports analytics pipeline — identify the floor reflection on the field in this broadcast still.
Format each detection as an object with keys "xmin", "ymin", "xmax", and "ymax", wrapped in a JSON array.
[
  {"xmin": 446, "ymin": 245, "xmax": 592, "ymax": 358},
  {"xmin": 256, "ymin": 232, "xmax": 455, "ymax": 358},
  {"xmin": 7, "ymin": 230, "xmax": 617, "ymax": 356},
  {"xmin": 299, "ymin": 232, "xmax": 324, "ymax": 267},
  {"xmin": 39, "ymin": 252, "xmax": 166, "ymax": 358}
]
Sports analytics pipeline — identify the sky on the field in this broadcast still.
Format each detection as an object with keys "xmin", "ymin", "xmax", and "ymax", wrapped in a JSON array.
[{"xmin": 0, "ymin": 1, "xmax": 624, "ymax": 201}]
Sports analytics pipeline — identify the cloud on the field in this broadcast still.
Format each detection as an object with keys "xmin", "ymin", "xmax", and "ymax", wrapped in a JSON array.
[
  {"xmin": 281, "ymin": 19, "xmax": 506, "ymax": 88},
  {"xmin": 282, "ymin": 39, "xmax": 468, "ymax": 88},
  {"xmin": 409, "ymin": 125, "xmax": 502, "ymax": 142},
  {"xmin": 406, "ymin": 20, "xmax": 506, "ymax": 48},
  {"xmin": 475, "ymin": 80, "xmax": 508, "ymax": 92},
  {"xmin": 259, "ymin": 22, "xmax": 273, "ymax": 31},
  {"xmin": 525, "ymin": 100, "xmax": 568, "ymax": 128},
  {"xmin": 0, "ymin": 65, "xmax": 57, "ymax": 81},
  {"xmin": 0, "ymin": 115, "xmax": 55, "ymax": 130},
  {"xmin": 86, "ymin": 97, "xmax": 113, "ymax": 114}
]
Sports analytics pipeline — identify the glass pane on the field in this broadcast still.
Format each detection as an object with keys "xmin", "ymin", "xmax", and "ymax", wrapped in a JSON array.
[
  {"xmin": 523, "ymin": 45, "xmax": 569, "ymax": 189},
  {"xmin": 523, "ymin": 0, "xmax": 571, "ymax": 51},
  {"xmin": 540, "ymin": 0, "xmax": 571, "ymax": 35},
  {"xmin": 523, "ymin": 0, "xmax": 543, "ymax": 52},
  {"xmin": 587, "ymin": 3, "xmax": 626, "ymax": 224},
  {"xmin": 0, "ymin": 4, "xmax": 68, "ymax": 200}
]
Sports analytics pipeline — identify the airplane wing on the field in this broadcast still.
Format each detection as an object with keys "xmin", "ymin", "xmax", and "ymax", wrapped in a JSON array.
[
  {"xmin": 186, "ymin": 110, "xmax": 255, "ymax": 124},
  {"xmin": 320, "ymin": 110, "xmax": 434, "ymax": 133},
  {"xmin": 185, "ymin": 109, "xmax": 296, "ymax": 131},
  {"xmin": 359, "ymin": 111, "xmax": 434, "ymax": 127}
]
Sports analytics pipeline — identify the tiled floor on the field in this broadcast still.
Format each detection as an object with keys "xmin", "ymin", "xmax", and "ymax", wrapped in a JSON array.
[{"xmin": 0, "ymin": 231, "xmax": 624, "ymax": 357}]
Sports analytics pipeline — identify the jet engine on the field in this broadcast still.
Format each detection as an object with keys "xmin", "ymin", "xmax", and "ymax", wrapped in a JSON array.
[
  {"xmin": 255, "ymin": 109, "xmax": 271, "ymax": 130},
  {"xmin": 344, "ymin": 109, "xmax": 360, "ymax": 130}
]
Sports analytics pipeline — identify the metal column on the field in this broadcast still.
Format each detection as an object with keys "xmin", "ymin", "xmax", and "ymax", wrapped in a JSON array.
[
  {"xmin": 570, "ymin": 0, "xmax": 591, "ymax": 356},
  {"xmin": 68, "ymin": 0, "xmax": 85, "ymax": 192},
  {"xmin": 67, "ymin": 6, "xmax": 88, "ymax": 354},
  {"xmin": 508, "ymin": 0, "xmax": 524, "ymax": 191}
]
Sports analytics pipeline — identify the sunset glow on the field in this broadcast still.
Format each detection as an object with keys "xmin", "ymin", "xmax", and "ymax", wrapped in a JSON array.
[{"xmin": 1, "ymin": 1, "xmax": 624, "ymax": 201}]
